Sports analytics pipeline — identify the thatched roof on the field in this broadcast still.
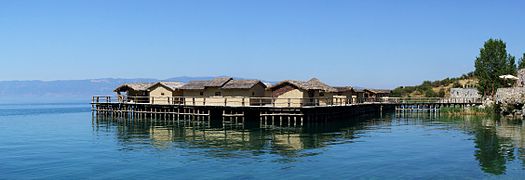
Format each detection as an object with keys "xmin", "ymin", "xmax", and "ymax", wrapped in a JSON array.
[
  {"xmin": 180, "ymin": 77, "xmax": 233, "ymax": 90},
  {"xmin": 270, "ymin": 78, "xmax": 337, "ymax": 92},
  {"xmin": 207, "ymin": 77, "xmax": 233, "ymax": 87},
  {"xmin": 148, "ymin": 82, "xmax": 185, "ymax": 91},
  {"xmin": 334, "ymin": 86, "xmax": 354, "ymax": 92},
  {"xmin": 306, "ymin": 78, "xmax": 337, "ymax": 92},
  {"xmin": 180, "ymin": 80, "xmax": 208, "ymax": 90},
  {"xmin": 222, "ymin": 80, "xmax": 266, "ymax": 89},
  {"xmin": 114, "ymin": 83, "xmax": 155, "ymax": 92},
  {"xmin": 353, "ymin": 88, "xmax": 366, "ymax": 93},
  {"xmin": 365, "ymin": 89, "xmax": 392, "ymax": 94}
]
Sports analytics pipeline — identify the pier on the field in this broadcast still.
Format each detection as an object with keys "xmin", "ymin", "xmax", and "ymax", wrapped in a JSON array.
[{"xmin": 91, "ymin": 96, "xmax": 482, "ymax": 127}]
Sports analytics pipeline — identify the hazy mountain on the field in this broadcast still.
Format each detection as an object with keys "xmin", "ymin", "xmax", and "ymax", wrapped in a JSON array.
[{"xmin": 0, "ymin": 77, "xmax": 218, "ymax": 104}]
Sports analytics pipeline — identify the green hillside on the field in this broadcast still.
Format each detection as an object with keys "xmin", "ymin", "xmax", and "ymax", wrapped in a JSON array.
[{"xmin": 391, "ymin": 72, "xmax": 477, "ymax": 97}]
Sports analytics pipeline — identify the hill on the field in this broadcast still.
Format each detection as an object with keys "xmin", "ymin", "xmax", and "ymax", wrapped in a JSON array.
[{"xmin": 391, "ymin": 72, "xmax": 478, "ymax": 97}]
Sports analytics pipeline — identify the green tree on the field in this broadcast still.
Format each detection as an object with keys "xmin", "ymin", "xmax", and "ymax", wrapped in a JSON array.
[
  {"xmin": 506, "ymin": 54, "xmax": 517, "ymax": 75},
  {"xmin": 474, "ymin": 39, "xmax": 515, "ymax": 97},
  {"xmin": 518, "ymin": 53, "xmax": 525, "ymax": 69}
]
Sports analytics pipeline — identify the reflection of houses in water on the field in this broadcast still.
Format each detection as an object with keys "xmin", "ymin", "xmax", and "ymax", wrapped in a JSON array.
[
  {"xmin": 94, "ymin": 116, "xmax": 371, "ymax": 156},
  {"xmin": 148, "ymin": 126, "xmax": 255, "ymax": 150},
  {"xmin": 273, "ymin": 133, "xmax": 303, "ymax": 150},
  {"xmin": 150, "ymin": 127, "xmax": 175, "ymax": 149}
]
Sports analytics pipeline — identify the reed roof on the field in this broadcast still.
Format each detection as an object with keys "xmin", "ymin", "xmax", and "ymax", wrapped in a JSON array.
[
  {"xmin": 353, "ymin": 88, "xmax": 366, "ymax": 93},
  {"xmin": 334, "ymin": 86, "xmax": 354, "ymax": 92},
  {"xmin": 148, "ymin": 82, "xmax": 185, "ymax": 91},
  {"xmin": 114, "ymin": 83, "xmax": 155, "ymax": 92},
  {"xmin": 270, "ymin": 78, "xmax": 337, "ymax": 92},
  {"xmin": 222, "ymin": 80, "xmax": 266, "ymax": 89},
  {"xmin": 365, "ymin": 89, "xmax": 392, "ymax": 94},
  {"xmin": 180, "ymin": 77, "xmax": 233, "ymax": 90}
]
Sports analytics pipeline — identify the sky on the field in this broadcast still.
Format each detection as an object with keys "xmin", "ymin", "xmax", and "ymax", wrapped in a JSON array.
[{"xmin": 0, "ymin": 0, "xmax": 524, "ymax": 88}]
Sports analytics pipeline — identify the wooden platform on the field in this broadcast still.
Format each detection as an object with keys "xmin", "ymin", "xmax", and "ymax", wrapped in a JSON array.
[{"xmin": 91, "ymin": 96, "xmax": 482, "ymax": 127}]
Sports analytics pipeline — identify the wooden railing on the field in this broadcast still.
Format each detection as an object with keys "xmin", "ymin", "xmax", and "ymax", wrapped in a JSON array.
[
  {"xmin": 92, "ymin": 95, "xmax": 364, "ymax": 107},
  {"xmin": 92, "ymin": 96, "xmax": 483, "ymax": 107},
  {"xmin": 385, "ymin": 97, "xmax": 483, "ymax": 104}
]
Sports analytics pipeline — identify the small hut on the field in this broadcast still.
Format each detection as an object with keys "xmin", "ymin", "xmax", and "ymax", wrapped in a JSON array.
[
  {"xmin": 364, "ymin": 89, "xmax": 392, "ymax": 101},
  {"xmin": 221, "ymin": 80, "xmax": 268, "ymax": 106},
  {"xmin": 268, "ymin": 78, "xmax": 337, "ymax": 107},
  {"xmin": 352, "ymin": 88, "xmax": 366, "ymax": 103},
  {"xmin": 334, "ymin": 86, "xmax": 355, "ymax": 105},
  {"xmin": 180, "ymin": 77, "xmax": 233, "ymax": 105},
  {"xmin": 114, "ymin": 83, "xmax": 155, "ymax": 103},
  {"xmin": 147, "ymin": 82, "xmax": 185, "ymax": 104}
]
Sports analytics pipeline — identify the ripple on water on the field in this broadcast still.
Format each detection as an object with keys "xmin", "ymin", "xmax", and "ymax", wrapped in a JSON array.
[{"xmin": 1, "ymin": 104, "xmax": 525, "ymax": 179}]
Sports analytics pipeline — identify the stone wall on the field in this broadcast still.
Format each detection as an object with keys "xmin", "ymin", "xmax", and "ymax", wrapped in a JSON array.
[
  {"xmin": 450, "ymin": 88, "xmax": 481, "ymax": 99},
  {"xmin": 496, "ymin": 88, "xmax": 525, "ymax": 105},
  {"xmin": 495, "ymin": 87, "xmax": 525, "ymax": 116}
]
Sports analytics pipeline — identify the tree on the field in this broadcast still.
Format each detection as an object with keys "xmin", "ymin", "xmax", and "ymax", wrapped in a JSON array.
[
  {"xmin": 519, "ymin": 53, "xmax": 525, "ymax": 69},
  {"xmin": 506, "ymin": 54, "xmax": 517, "ymax": 75},
  {"xmin": 474, "ymin": 39, "xmax": 515, "ymax": 97}
]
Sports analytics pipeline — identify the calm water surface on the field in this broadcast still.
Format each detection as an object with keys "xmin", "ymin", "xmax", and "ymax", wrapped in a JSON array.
[{"xmin": 1, "ymin": 104, "xmax": 525, "ymax": 179}]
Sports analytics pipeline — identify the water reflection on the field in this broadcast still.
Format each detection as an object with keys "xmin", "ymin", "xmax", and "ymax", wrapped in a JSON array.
[
  {"xmin": 425, "ymin": 115, "xmax": 525, "ymax": 175},
  {"xmin": 92, "ymin": 115, "xmax": 387, "ymax": 157},
  {"xmin": 470, "ymin": 117, "xmax": 524, "ymax": 175},
  {"xmin": 93, "ymin": 114, "xmax": 525, "ymax": 175}
]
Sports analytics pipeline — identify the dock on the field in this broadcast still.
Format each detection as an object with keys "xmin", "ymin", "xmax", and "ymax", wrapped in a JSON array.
[{"xmin": 91, "ymin": 96, "xmax": 482, "ymax": 128}]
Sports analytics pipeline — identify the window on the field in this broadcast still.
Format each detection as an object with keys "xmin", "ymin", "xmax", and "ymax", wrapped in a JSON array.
[
  {"xmin": 161, "ymin": 93, "xmax": 165, "ymax": 96},
  {"xmin": 308, "ymin": 90, "xmax": 315, "ymax": 97},
  {"xmin": 215, "ymin": 92, "xmax": 221, "ymax": 96},
  {"xmin": 319, "ymin": 92, "xmax": 325, "ymax": 97},
  {"xmin": 252, "ymin": 92, "xmax": 255, "ymax": 96},
  {"xmin": 200, "ymin": 92, "xmax": 204, "ymax": 96}
]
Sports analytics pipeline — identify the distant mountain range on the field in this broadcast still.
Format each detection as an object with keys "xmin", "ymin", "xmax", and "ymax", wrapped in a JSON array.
[
  {"xmin": 0, "ymin": 76, "xmax": 223, "ymax": 103},
  {"xmin": 0, "ymin": 77, "xmax": 367, "ymax": 104}
]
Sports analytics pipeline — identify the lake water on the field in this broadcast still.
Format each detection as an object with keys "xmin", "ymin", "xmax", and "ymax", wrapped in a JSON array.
[{"xmin": 1, "ymin": 104, "xmax": 525, "ymax": 179}]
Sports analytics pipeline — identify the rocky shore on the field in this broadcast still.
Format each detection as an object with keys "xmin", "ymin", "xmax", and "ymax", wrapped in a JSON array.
[{"xmin": 495, "ymin": 69, "xmax": 525, "ymax": 117}]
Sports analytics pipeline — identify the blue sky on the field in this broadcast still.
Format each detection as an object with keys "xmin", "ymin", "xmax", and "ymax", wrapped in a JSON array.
[{"xmin": 0, "ymin": 0, "xmax": 524, "ymax": 88}]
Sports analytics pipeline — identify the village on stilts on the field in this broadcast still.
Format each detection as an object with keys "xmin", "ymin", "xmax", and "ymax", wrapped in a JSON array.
[{"xmin": 92, "ymin": 77, "xmax": 482, "ymax": 128}]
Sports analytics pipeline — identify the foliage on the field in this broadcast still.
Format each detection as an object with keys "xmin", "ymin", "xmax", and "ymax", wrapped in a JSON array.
[
  {"xmin": 519, "ymin": 53, "xmax": 525, "ymax": 69},
  {"xmin": 474, "ymin": 39, "xmax": 517, "ymax": 97},
  {"xmin": 452, "ymin": 81, "xmax": 462, "ymax": 88},
  {"xmin": 440, "ymin": 105, "xmax": 495, "ymax": 115},
  {"xmin": 390, "ymin": 73, "xmax": 473, "ymax": 97}
]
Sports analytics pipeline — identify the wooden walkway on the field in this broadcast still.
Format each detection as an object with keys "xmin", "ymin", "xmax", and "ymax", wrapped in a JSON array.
[{"xmin": 91, "ymin": 96, "xmax": 483, "ymax": 127}]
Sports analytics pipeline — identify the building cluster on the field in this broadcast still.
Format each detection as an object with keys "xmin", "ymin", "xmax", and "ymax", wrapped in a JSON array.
[{"xmin": 114, "ymin": 77, "xmax": 391, "ymax": 107}]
